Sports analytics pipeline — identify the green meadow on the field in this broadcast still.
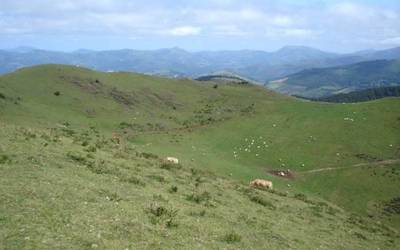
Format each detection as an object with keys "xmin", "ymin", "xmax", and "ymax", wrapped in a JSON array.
[{"xmin": 0, "ymin": 65, "xmax": 399, "ymax": 249}]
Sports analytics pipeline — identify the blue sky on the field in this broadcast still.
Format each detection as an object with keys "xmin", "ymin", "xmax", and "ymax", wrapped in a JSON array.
[{"xmin": 0, "ymin": 0, "xmax": 399, "ymax": 52}]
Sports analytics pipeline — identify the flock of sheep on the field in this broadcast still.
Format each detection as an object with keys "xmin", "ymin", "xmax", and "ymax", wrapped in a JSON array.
[{"xmin": 232, "ymin": 136, "xmax": 270, "ymax": 159}]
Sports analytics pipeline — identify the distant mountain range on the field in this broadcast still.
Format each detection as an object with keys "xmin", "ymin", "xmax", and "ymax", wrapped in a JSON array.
[
  {"xmin": 1, "ymin": 46, "xmax": 400, "ymax": 82},
  {"xmin": 265, "ymin": 60, "xmax": 400, "ymax": 98}
]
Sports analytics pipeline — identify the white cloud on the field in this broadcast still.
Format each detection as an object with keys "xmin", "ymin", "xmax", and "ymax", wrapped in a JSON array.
[
  {"xmin": 212, "ymin": 25, "xmax": 247, "ymax": 36},
  {"xmin": 168, "ymin": 26, "xmax": 202, "ymax": 36},
  {"xmin": 283, "ymin": 28, "xmax": 314, "ymax": 37},
  {"xmin": 0, "ymin": 0, "xmax": 399, "ymax": 51},
  {"xmin": 271, "ymin": 15, "xmax": 293, "ymax": 27},
  {"xmin": 380, "ymin": 37, "xmax": 400, "ymax": 45}
]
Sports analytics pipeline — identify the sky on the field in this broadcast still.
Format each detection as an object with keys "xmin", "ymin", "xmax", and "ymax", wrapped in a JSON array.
[{"xmin": 0, "ymin": 0, "xmax": 399, "ymax": 53}]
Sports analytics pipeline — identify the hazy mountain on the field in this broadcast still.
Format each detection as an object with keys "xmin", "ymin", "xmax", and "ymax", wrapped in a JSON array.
[
  {"xmin": 265, "ymin": 60, "xmax": 400, "ymax": 98},
  {"xmin": 1, "ymin": 46, "xmax": 399, "ymax": 82}
]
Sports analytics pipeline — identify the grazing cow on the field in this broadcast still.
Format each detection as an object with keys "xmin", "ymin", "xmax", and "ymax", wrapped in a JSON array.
[
  {"xmin": 249, "ymin": 179, "xmax": 273, "ymax": 189},
  {"xmin": 166, "ymin": 157, "xmax": 179, "ymax": 164}
]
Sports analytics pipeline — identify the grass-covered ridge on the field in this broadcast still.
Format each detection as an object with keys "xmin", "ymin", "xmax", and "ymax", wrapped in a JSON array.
[{"xmin": 1, "ymin": 64, "xmax": 399, "ymax": 249}]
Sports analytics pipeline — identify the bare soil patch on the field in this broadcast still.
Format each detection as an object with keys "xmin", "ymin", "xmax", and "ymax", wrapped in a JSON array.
[{"xmin": 268, "ymin": 169, "xmax": 295, "ymax": 180}]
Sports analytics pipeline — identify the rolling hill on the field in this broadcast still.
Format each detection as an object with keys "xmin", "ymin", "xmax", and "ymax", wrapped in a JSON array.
[
  {"xmin": 266, "ymin": 60, "xmax": 400, "ymax": 98},
  {"xmin": 1, "ymin": 65, "xmax": 399, "ymax": 249},
  {"xmin": 1, "ymin": 46, "xmax": 400, "ymax": 82},
  {"xmin": 195, "ymin": 71, "xmax": 259, "ymax": 85}
]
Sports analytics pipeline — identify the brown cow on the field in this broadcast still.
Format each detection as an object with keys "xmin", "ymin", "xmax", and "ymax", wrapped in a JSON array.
[{"xmin": 249, "ymin": 179, "xmax": 273, "ymax": 189}]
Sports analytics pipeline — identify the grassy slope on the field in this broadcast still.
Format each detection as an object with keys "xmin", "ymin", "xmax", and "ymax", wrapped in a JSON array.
[
  {"xmin": 1, "ymin": 65, "xmax": 400, "ymax": 248},
  {"xmin": 1, "ymin": 123, "xmax": 397, "ymax": 249}
]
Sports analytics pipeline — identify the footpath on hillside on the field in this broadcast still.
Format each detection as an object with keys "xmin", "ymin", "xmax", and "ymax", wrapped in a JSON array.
[{"xmin": 300, "ymin": 159, "xmax": 400, "ymax": 174}]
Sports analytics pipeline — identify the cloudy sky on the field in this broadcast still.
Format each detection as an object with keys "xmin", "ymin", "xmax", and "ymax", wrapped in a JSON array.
[{"xmin": 0, "ymin": 0, "xmax": 399, "ymax": 52}]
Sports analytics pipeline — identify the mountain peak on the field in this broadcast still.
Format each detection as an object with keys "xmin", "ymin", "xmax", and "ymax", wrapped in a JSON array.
[
  {"xmin": 8, "ymin": 46, "xmax": 37, "ymax": 53},
  {"xmin": 277, "ymin": 45, "xmax": 323, "ymax": 53}
]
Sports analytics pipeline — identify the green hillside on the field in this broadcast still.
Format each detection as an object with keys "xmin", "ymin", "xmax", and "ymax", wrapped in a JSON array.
[
  {"xmin": 266, "ymin": 60, "xmax": 400, "ymax": 98},
  {"xmin": 307, "ymin": 86, "xmax": 400, "ymax": 103},
  {"xmin": 1, "ymin": 65, "xmax": 399, "ymax": 249}
]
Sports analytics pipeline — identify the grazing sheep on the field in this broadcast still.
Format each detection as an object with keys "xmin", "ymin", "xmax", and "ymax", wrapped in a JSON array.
[
  {"xmin": 166, "ymin": 157, "xmax": 179, "ymax": 164},
  {"xmin": 249, "ymin": 179, "xmax": 273, "ymax": 189}
]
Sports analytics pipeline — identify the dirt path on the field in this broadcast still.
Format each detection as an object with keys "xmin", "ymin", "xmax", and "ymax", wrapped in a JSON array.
[{"xmin": 301, "ymin": 159, "xmax": 400, "ymax": 174}]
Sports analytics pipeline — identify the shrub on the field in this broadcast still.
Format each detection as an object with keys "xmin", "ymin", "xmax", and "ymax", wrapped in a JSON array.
[
  {"xmin": 190, "ymin": 168, "xmax": 199, "ymax": 176},
  {"xmin": 152, "ymin": 194, "xmax": 168, "ymax": 202},
  {"xmin": 194, "ymin": 176, "xmax": 203, "ymax": 187},
  {"xmin": 86, "ymin": 153, "xmax": 95, "ymax": 159},
  {"xmin": 120, "ymin": 175, "xmax": 146, "ymax": 186},
  {"xmin": 267, "ymin": 188, "xmax": 288, "ymax": 197},
  {"xmin": 294, "ymin": 193, "xmax": 308, "ymax": 202},
  {"xmin": 0, "ymin": 155, "xmax": 11, "ymax": 164},
  {"xmin": 62, "ymin": 128, "xmax": 75, "ymax": 137},
  {"xmin": 67, "ymin": 152, "xmax": 87, "ymax": 165},
  {"xmin": 186, "ymin": 191, "xmax": 211, "ymax": 205},
  {"xmin": 189, "ymin": 209, "xmax": 206, "ymax": 217},
  {"xmin": 87, "ymin": 162, "xmax": 121, "ymax": 175},
  {"xmin": 147, "ymin": 203, "xmax": 178, "ymax": 227},
  {"xmin": 353, "ymin": 232, "xmax": 367, "ymax": 240},
  {"xmin": 168, "ymin": 186, "xmax": 178, "ymax": 193},
  {"xmin": 222, "ymin": 232, "xmax": 242, "ymax": 243},
  {"xmin": 140, "ymin": 152, "xmax": 159, "ymax": 159},
  {"xmin": 161, "ymin": 162, "xmax": 181, "ymax": 170},
  {"xmin": 147, "ymin": 175, "xmax": 166, "ymax": 182},
  {"xmin": 0, "ymin": 93, "xmax": 5, "ymax": 99},
  {"xmin": 384, "ymin": 197, "xmax": 400, "ymax": 214},
  {"xmin": 118, "ymin": 122, "xmax": 131, "ymax": 129},
  {"xmin": 85, "ymin": 146, "xmax": 97, "ymax": 153},
  {"xmin": 249, "ymin": 195, "xmax": 276, "ymax": 210},
  {"xmin": 105, "ymin": 192, "xmax": 122, "ymax": 202},
  {"xmin": 54, "ymin": 91, "xmax": 61, "ymax": 96},
  {"xmin": 21, "ymin": 129, "xmax": 37, "ymax": 140}
]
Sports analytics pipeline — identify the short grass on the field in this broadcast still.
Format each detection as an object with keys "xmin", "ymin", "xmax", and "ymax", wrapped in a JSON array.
[
  {"xmin": 0, "ymin": 64, "xmax": 399, "ymax": 248},
  {"xmin": 0, "ymin": 123, "xmax": 398, "ymax": 249}
]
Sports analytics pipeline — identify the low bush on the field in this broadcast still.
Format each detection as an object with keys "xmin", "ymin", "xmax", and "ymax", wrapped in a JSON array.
[
  {"xmin": 294, "ymin": 193, "xmax": 308, "ymax": 202},
  {"xmin": 186, "ymin": 191, "xmax": 213, "ymax": 206},
  {"xmin": 0, "ymin": 93, "xmax": 5, "ymax": 99},
  {"xmin": 67, "ymin": 152, "xmax": 87, "ymax": 165},
  {"xmin": 140, "ymin": 152, "xmax": 159, "ymax": 159},
  {"xmin": 168, "ymin": 186, "xmax": 178, "ymax": 193},
  {"xmin": 189, "ymin": 209, "xmax": 206, "ymax": 217},
  {"xmin": 249, "ymin": 194, "xmax": 276, "ymax": 210},
  {"xmin": 266, "ymin": 188, "xmax": 288, "ymax": 197},
  {"xmin": 120, "ymin": 175, "xmax": 146, "ymax": 186},
  {"xmin": 147, "ymin": 203, "xmax": 178, "ymax": 227},
  {"xmin": 85, "ymin": 146, "xmax": 97, "ymax": 153},
  {"xmin": 384, "ymin": 197, "xmax": 400, "ymax": 214},
  {"xmin": 161, "ymin": 161, "xmax": 181, "ymax": 170},
  {"xmin": 0, "ymin": 155, "xmax": 11, "ymax": 164},
  {"xmin": 147, "ymin": 175, "xmax": 166, "ymax": 182},
  {"xmin": 87, "ymin": 162, "xmax": 121, "ymax": 176},
  {"xmin": 222, "ymin": 232, "xmax": 242, "ymax": 243}
]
